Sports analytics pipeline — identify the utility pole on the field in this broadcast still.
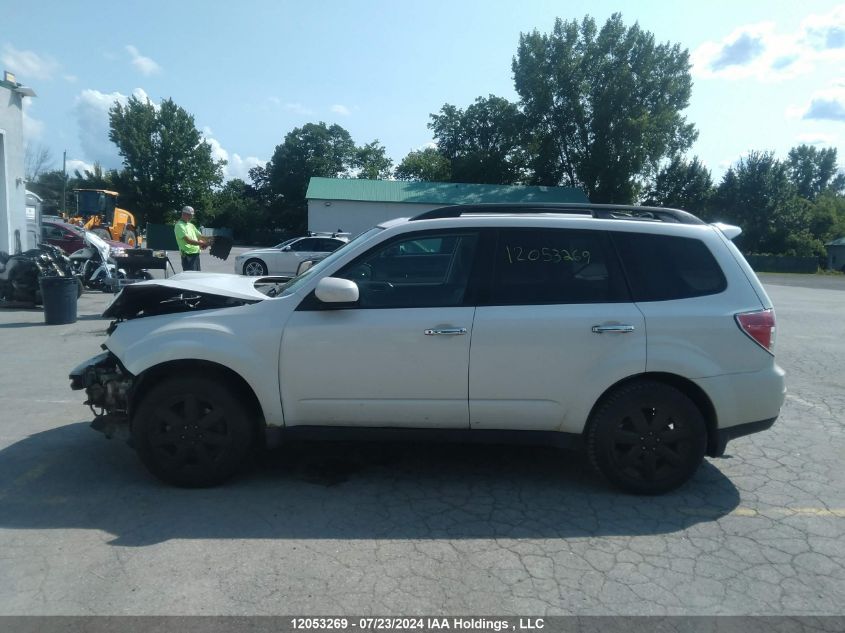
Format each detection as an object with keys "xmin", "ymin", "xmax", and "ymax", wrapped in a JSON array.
[{"xmin": 61, "ymin": 150, "xmax": 67, "ymax": 215}]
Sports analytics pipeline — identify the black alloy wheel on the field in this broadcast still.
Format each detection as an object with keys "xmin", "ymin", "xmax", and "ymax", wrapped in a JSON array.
[
  {"xmin": 133, "ymin": 377, "xmax": 255, "ymax": 487},
  {"xmin": 587, "ymin": 380, "xmax": 707, "ymax": 495}
]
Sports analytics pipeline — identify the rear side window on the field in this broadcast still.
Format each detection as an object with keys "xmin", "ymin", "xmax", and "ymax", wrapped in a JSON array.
[
  {"xmin": 488, "ymin": 229, "xmax": 628, "ymax": 305},
  {"xmin": 612, "ymin": 233, "xmax": 727, "ymax": 302}
]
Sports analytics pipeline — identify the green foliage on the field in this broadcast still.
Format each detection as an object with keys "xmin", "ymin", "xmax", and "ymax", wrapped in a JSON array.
[
  {"xmin": 642, "ymin": 156, "xmax": 713, "ymax": 214},
  {"xmin": 394, "ymin": 147, "xmax": 452, "ymax": 182},
  {"xmin": 266, "ymin": 122, "xmax": 357, "ymax": 233},
  {"xmin": 109, "ymin": 95, "xmax": 225, "ymax": 225},
  {"xmin": 355, "ymin": 140, "xmax": 393, "ymax": 180},
  {"xmin": 205, "ymin": 178, "xmax": 267, "ymax": 238},
  {"xmin": 429, "ymin": 95, "xmax": 526, "ymax": 184},
  {"xmin": 513, "ymin": 13, "xmax": 697, "ymax": 203},
  {"xmin": 713, "ymin": 151, "xmax": 814, "ymax": 255},
  {"xmin": 26, "ymin": 169, "xmax": 67, "ymax": 214},
  {"xmin": 787, "ymin": 145, "xmax": 845, "ymax": 201}
]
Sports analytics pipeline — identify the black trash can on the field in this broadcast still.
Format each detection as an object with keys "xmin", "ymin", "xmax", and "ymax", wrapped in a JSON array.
[{"xmin": 39, "ymin": 276, "xmax": 79, "ymax": 325}]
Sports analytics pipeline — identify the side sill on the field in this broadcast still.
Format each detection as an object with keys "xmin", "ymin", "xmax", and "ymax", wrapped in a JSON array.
[
  {"xmin": 709, "ymin": 417, "xmax": 777, "ymax": 457},
  {"xmin": 264, "ymin": 426, "xmax": 585, "ymax": 451}
]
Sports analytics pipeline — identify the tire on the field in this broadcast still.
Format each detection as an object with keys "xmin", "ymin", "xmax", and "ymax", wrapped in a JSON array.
[
  {"xmin": 243, "ymin": 258, "xmax": 267, "ymax": 276},
  {"xmin": 586, "ymin": 380, "xmax": 707, "ymax": 495},
  {"xmin": 122, "ymin": 229, "xmax": 137, "ymax": 247},
  {"xmin": 92, "ymin": 228, "xmax": 111, "ymax": 240},
  {"xmin": 132, "ymin": 376, "xmax": 255, "ymax": 487},
  {"xmin": 129, "ymin": 270, "xmax": 153, "ymax": 280},
  {"xmin": 77, "ymin": 278, "xmax": 84, "ymax": 298}
]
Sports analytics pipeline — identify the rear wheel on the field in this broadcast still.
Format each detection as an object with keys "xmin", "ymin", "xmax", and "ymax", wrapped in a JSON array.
[
  {"xmin": 243, "ymin": 258, "xmax": 267, "ymax": 276},
  {"xmin": 132, "ymin": 376, "xmax": 255, "ymax": 487},
  {"xmin": 587, "ymin": 380, "xmax": 707, "ymax": 495}
]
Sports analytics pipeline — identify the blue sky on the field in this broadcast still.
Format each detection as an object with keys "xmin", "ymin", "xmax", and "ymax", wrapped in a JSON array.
[{"xmin": 3, "ymin": 0, "xmax": 845, "ymax": 184}]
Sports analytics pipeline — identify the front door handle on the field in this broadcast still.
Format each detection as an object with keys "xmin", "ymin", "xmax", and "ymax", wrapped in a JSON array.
[
  {"xmin": 591, "ymin": 324, "xmax": 635, "ymax": 334},
  {"xmin": 424, "ymin": 327, "xmax": 467, "ymax": 336}
]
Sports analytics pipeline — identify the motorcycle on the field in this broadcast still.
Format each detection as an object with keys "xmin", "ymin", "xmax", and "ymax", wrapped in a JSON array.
[
  {"xmin": 0, "ymin": 243, "xmax": 83, "ymax": 305},
  {"xmin": 68, "ymin": 230, "xmax": 151, "ymax": 292}
]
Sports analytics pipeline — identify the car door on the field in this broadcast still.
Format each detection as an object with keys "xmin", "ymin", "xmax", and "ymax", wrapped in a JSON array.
[
  {"xmin": 276, "ymin": 237, "xmax": 323, "ymax": 276},
  {"xmin": 280, "ymin": 230, "xmax": 480, "ymax": 428},
  {"xmin": 469, "ymin": 228, "xmax": 646, "ymax": 432}
]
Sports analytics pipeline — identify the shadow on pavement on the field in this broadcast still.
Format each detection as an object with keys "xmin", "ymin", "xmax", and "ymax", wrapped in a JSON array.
[{"xmin": 0, "ymin": 422, "xmax": 740, "ymax": 546}]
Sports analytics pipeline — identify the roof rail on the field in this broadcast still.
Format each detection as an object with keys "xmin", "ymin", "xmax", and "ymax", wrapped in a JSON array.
[{"xmin": 409, "ymin": 203, "xmax": 705, "ymax": 225}]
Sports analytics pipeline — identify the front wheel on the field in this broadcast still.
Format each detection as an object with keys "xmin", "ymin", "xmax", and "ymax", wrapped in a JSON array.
[
  {"xmin": 122, "ymin": 229, "xmax": 137, "ymax": 247},
  {"xmin": 587, "ymin": 380, "xmax": 707, "ymax": 495},
  {"xmin": 132, "ymin": 376, "xmax": 255, "ymax": 487},
  {"xmin": 243, "ymin": 258, "xmax": 267, "ymax": 276}
]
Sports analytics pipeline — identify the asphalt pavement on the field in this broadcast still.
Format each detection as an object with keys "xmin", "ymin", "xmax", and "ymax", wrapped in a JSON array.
[{"xmin": 0, "ymin": 258, "xmax": 843, "ymax": 615}]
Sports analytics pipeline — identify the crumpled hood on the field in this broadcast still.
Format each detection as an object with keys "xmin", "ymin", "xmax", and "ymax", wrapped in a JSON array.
[{"xmin": 103, "ymin": 272, "xmax": 283, "ymax": 320}]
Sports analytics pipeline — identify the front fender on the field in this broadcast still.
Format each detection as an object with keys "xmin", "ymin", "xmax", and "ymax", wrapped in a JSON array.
[{"xmin": 106, "ymin": 309, "xmax": 286, "ymax": 425}]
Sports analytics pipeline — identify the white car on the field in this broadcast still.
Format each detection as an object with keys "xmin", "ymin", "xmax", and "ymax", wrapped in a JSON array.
[
  {"xmin": 71, "ymin": 203, "xmax": 785, "ymax": 493},
  {"xmin": 234, "ymin": 234, "xmax": 348, "ymax": 277}
]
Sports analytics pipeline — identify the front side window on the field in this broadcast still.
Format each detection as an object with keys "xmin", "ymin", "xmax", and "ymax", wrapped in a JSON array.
[
  {"xmin": 489, "ymin": 228, "xmax": 627, "ymax": 305},
  {"xmin": 334, "ymin": 231, "xmax": 479, "ymax": 308},
  {"xmin": 290, "ymin": 238, "xmax": 322, "ymax": 252}
]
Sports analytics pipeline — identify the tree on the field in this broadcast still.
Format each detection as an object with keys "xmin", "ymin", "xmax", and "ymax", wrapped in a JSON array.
[
  {"xmin": 109, "ymin": 95, "xmax": 225, "ymax": 225},
  {"xmin": 429, "ymin": 95, "xmax": 526, "ymax": 184},
  {"xmin": 27, "ymin": 169, "xmax": 66, "ymax": 214},
  {"xmin": 25, "ymin": 144, "xmax": 54, "ymax": 182},
  {"xmin": 787, "ymin": 145, "xmax": 845, "ymax": 200},
  {"xmin": 355, "ymin": 140, "xmax": 393, "ymax": 180},
  {"xmin": 266, "ymin": 122, "xmax": 357, "ymax": 232},
  {"xmin": 206, "ymin": 178, "xmax": 266, "ymax": 238},
  {"xmin": 713, "ymin": 152, "xmax": 817, "ymax": 255},
  {"xmin": 73, "ymin": 162, "xmax": 115, "ymax": 190},
  {"xmin": 394, "ymin": 147, "xmax": 451, "ymax": 182},
  {"xmin": 642, "ymin": 156, "xmax": 713, "ymax": 214},
  {"xmin": 513, "ymin": 13, "xmax": 697, "ymax": 202}
]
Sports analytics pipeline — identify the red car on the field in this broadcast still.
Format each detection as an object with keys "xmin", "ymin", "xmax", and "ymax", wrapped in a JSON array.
[{"xmin": 41, "ymin": 219, "xmax": 131, "ymax": 254}]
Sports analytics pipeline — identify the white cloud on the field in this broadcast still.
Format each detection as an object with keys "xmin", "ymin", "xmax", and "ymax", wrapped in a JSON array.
[
  {"xmin": 692, "ymin": 5, "xmax": 845, "ymax": 82},
  {"xmin": 63, "ymin": 74, "xmax": 78, "ymax": 83},
  {"xmin": 72, "ymin": 88, "xmax": 151, "ymax": 168},
  {"xmin": 284, "ymin": 102, "xmax": 314, "ymax": 116},
  {"xmin": 330, "ymin": 104, "xmax": 351, "ymax": 116},
  {"xmin": 1, "ymin": 44, "xmax": 60, "ymax": 81},
  {"xmin": 788, "ymin": 80, "xmax": 845, "ymax": 122},
  {"xmin": 796, "ymin": 132, "xmax": 836, "ymax": 145},
  {"xmin": 66, "ymin": 159, "xmax": 95, "ymax": 175},
  {"xmin": 126, "ymin": 45, "xmax": 161, "ymax": 76},
  {"xmin": 202, "ymin": 127, "xmax": 264, "ymax": 181},
  {"xmin": 22, "ymin": 104, "xmax": 44, "ymax": 142}
]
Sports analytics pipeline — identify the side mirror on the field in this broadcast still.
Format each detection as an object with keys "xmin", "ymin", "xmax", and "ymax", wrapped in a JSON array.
[
  {"xmin": 281, "ymin": 245, "xmax": 292, "ymax": 252},
  {"xmin": 315, "ymin": 277, "xmax": 359, "ymax": 304}
]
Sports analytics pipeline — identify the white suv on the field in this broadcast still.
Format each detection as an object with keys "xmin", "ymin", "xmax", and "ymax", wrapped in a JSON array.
[{"xmin": 70, "ymin": 204, "xmax": 785, "ymax": 494}]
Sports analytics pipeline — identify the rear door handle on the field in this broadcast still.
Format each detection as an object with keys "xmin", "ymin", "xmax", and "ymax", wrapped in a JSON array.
[
  {"xmin": 591, "ymin": 324, "xmax": 635, "ymax": 334},
  {"xmin": 425, "ymin": 327, "xmax": 467, "ymax": 336}
]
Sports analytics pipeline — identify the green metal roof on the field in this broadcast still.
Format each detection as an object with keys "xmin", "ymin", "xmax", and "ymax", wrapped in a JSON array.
[{"xmin": 306, "ymin": 177, "xmax": 588, "ymax": 205}]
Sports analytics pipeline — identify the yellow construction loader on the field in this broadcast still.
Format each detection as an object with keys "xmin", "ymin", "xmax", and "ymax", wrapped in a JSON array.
[{"xmin": 66, "ymin": 189, "xmax": 138, "ymax": 246}]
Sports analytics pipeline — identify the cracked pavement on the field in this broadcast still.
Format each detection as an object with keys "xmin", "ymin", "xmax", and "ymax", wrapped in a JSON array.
[{"xmin": 0, "ymin": 258, "xmax": 843, "ymax": 615}]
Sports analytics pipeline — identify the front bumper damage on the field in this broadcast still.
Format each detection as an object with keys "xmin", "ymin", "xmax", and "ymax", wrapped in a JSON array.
[{"xmin": 70, "ymin": 351, "xmax": 135, "ymax": 440}]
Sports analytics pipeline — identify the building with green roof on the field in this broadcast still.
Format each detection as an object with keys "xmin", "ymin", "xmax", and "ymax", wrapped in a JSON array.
[{"xmin": 306, "ymin": 177, "xmax": 588, "ymax": 235}]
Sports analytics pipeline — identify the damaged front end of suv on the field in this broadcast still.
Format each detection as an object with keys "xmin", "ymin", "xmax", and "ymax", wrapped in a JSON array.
[
  {"xmin": 70, "ymin": 350, "xmax": 135, "ymax": 440},
  {"xmin": 69, "ymin": 274, "xmax": 285, "ymax": 448}
]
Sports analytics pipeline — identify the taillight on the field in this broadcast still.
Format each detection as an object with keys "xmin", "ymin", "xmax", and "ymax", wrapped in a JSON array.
[{"xmin": 735, "ymin": 309, "xmax": 776, "ymax": 354}]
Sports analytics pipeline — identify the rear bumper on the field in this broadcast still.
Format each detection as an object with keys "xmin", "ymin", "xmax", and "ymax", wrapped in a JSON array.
[{"xmin": 696, "ymin": 364, "xmax": 786, "ymax": 428}]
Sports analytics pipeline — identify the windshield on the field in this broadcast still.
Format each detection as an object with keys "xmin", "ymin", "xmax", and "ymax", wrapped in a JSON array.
[
  {"xmin": 76, "ymin": 190, "xmax": 116, "ymax": 219},
  {"xmin": 280, "ymin": 227, "xmax": 383, "ymax": 297},
  {"xmin": 273, "ymin": 238, "xmax": 298, "ymax": 249}
]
